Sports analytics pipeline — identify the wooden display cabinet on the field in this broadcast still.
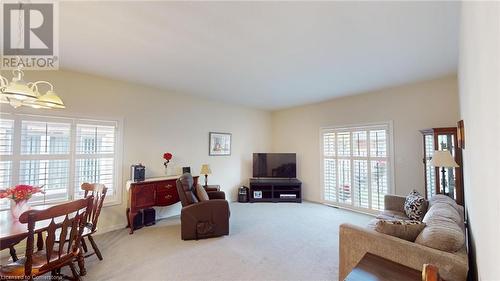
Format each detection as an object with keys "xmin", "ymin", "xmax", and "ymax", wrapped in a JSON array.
[
  {"xmin": 420, "ymin": 127, "xmax": 463, "ymax": 205},
  {"xmin": 126, "ymin": 176, "xmax": 198, "ymax": 234}
]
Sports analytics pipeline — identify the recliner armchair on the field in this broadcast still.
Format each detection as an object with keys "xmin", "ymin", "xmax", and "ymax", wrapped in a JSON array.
[{"xmin": 176, "ymin": 173, "xmax": 230, "ymax": 240}]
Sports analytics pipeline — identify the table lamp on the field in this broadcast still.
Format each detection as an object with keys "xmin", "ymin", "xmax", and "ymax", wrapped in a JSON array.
[
  {"xmin": 430, "ymin": 150, "xmax": 459, "ymax": 195},
  {"xmin": 200, "ymin": 164, "xmax": 212, "ymax": 187}
]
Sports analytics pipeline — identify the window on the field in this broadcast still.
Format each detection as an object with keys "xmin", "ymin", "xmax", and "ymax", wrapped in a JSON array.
[
  {"xmin": 321, "ymin": 123, "xmax": 393, "ymax": 212},
  {"xmin": 0, "ymin": 119, "xmax": 14, "ymax": 210},
  {"xmin": 0, "ymin": 114, "xmax": 121, "ymax": 210}
]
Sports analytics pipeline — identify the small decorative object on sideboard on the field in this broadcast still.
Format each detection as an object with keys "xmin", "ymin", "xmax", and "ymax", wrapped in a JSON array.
[
  {"xmin": 182, "ymin": 167, "xmax": 191, "ymax": 174},
  {"xmin": 0, "ymin": 184, "xmax": 45, "ymax": 220},
  {"xmin": 200, "ymin": 164, "xmax": 212, "ymax": 187},
  {"xmin": 130, "ymin": 163, "xmax": 145, "ymax": 182},
  {"xmin": 163, "ymin": 152, "xmax": 173, "ymax": 175}
]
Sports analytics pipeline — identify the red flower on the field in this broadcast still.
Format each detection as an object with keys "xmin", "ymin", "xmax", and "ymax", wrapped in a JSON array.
[
  {"xmin": 163, "ymin": 153, "xmax": 173, "ymax": 161},
  {"xmin": 0, "ymin": 185, "xmax": 45, "ymax": 203}
]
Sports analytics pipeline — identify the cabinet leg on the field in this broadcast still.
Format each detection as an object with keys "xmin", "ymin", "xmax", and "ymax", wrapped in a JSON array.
[
  {"xmin": 126, "ymin": 208, "xmax": 130, "ymax": 228},
  {"xmin": 128, "ymin": 210, "xmax": 136, "ymax": 235}
]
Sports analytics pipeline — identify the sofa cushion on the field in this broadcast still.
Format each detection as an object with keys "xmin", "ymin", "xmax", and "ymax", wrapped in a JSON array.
[
  {"xmin": 373, "ymin": 219, "xmax": 426, "ymax": 241},
  {"xmin": 415, "ymin": 199, "xmax": 465, "ymax": 252},
  {"xmin": 404, "ymin": 190, "xmax": 428, "ymax": 221},
  {"xmin": 430, "ymin": 195, "xmax": 464, "ymax": 223},
  {"xmin": 415, "ymin": 219, "xmax": 464, "ymax": 252}
]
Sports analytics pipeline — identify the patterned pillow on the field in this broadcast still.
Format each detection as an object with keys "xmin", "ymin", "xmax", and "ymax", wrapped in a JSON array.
[
  {"xmin": 404, "ymin": 190, "xmax": 428, "ymax": 221},
  {"xmin": 375, "ymin": 219, "xmax": 426, "ymax": 241}
]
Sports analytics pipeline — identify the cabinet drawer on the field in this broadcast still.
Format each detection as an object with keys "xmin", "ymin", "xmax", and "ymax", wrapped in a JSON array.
[
  {"xmin": 155, "ymin": 180, "xmax": 176, "ymax": 192},
  {"xmin": 156, "ymin": 189, "xmax": 179, "ymax": 206},
  {"xmin": 131, "ymin": 183, "xmax": 156, "ymax": 209}
]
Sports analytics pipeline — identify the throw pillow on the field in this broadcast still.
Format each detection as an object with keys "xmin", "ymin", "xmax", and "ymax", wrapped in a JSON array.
[
  {"xmin": 195, "ymin": 185, "xmax": 210, "ymax": 201},
  {"xmin": 404, "ymin": 190, "xmax": 428, "ymax": 221},
  {"xmin": 375, "ymin": 219, "xmax": 426, "ymax": 241}
]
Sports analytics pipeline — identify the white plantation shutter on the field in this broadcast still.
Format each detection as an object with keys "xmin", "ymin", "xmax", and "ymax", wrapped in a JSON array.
[
  {"xmin": 323, "ymin": 132, "xmax": 337, "ymax": 201},
  {"xmin": 353, "ymin": 160, "xmax": 369, "ymax": 208},
  {"xmin": 424, "ymin": 135, "xmax": 436, "ymax": 199},
  {"xmin": 18, "ymin": 120, "xmax": 71, "ymax": 203},
  {"xmin": 20, "ymin": 159, "xmax": 70, "ymax": 203},
  {"xmin": 0, "ymin": 119, "xmax": 14, "ymax": 210},
  {"xmin": 21, "ymin": 121, "xmax": 70, "ymax": 155},
  {"xmin": 0, "ymin": 114, "xmax": 121, "ymax": 210},
  {"xmin": 0, "ymin": 119, "xmax": 14, "ymax": 155},
  {"xmin": 75, "ymin": 123, "xmax": 117, "ymax": 199},
  {"xmin": 322, "ymin": 123, "xmax": 392, "ymax": 212}
]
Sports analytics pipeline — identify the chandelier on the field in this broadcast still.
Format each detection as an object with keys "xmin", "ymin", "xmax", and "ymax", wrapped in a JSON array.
[
  {"xmin": 0, "ymin": 69, "xmax": 65, "ymax": 109},
  {"xmin": 0, "ymin": 1, "xmax": 64, "ymax": 110}
]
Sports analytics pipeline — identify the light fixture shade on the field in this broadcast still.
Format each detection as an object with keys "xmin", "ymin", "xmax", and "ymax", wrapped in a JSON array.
[
  {"xmin": 35, "ymin": 90, "xmax": 65, "ymax": 109},
  {"xmin": 2, "ymin": 80, "xmax": 38, "ymax": 101},
  {"xmin": 431, "ymin": 150, "xmax": 459, "ymax": 168},
  {"xmin": 200, "ymin": 164, "xmax": 212, "ymax": 175}
]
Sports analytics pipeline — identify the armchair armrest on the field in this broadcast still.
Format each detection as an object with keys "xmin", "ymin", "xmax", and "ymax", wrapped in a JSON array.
[
  {"xmin": 384, "ymin": 194, "xmax": 407, "ymax": 213},
  {"xmin": 339, "ymin": 223, "xmax": 468, "ymax": 281}
]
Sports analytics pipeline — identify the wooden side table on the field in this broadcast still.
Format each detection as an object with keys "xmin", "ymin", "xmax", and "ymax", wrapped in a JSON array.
[
  {"xmin": 344, "ymin": 253, "xmax": 422, "ymax": 281},
  {"xmin": 204, "ymin": 185, "xmax": 220, "ymax": 192}
]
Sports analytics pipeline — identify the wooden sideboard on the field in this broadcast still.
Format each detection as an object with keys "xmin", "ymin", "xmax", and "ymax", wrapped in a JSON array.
[{"xmin": 125, "ymin": 176, "xmax": 198, "ymax": 234}]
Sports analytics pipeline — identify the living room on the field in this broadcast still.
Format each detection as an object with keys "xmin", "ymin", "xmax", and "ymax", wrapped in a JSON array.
[{"xmin": 0, "ymin": 1, "xmax": 498, "ymax": 281}]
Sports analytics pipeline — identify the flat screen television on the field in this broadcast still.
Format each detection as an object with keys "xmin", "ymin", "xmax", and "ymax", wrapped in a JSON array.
[{"xmin": 253, "ymin": 153, "xmax": 296, "ymax": 178}]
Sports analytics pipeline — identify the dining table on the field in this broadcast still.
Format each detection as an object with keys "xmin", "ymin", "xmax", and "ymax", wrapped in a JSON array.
[{"xmin": 0, "ymin": 206, "xmax": 87, "ymax": 276}]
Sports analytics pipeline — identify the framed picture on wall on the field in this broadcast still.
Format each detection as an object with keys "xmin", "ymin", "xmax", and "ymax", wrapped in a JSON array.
[
  {"xmin": 209, "ymin": 132, "xmax": 231, "ymax": 156},
  {"xmin": 457, "ymin": 120, "xmax": 465, "ymax": 149}
]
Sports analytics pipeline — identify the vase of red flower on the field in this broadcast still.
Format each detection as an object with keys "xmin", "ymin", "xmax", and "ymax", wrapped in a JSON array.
[
  {"xmin": 163, "ymin": 152, "xmax": 173, "ymax": 175},
  {"xmin": 0, "ymin": 185, "xmax": 45, "ymax": 221}
]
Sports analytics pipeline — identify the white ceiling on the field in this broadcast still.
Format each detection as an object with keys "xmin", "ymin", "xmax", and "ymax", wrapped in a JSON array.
[{"xmin": 60, "ymin": 1, "xmax": 459, "ymax": 110}]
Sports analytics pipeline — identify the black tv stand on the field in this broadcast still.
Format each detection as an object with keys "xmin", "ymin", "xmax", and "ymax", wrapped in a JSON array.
[{"xmin": 249, "ymin": 178, "xmax": 302, "ymax": 203}]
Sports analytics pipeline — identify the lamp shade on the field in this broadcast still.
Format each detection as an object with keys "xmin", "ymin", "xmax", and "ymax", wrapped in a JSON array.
[
  {"xmin": 2, "ymin": 79, "xmax": 38, "ymax": 101},
  {"xmin": 34, "ymin": 90, "xmax": 65, "ymax": 109},
  {"xmin": 200, "ymin": 164, "xmax": 212, "ymax": 175},
  {"xmin": 430, "ymin": 151, "xmax": 459, "ymax": 168}
]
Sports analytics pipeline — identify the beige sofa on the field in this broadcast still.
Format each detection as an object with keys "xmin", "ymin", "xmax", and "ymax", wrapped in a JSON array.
[{"xmin": 339, "ymin": 194, "xmax": 468, "ymax": 281}]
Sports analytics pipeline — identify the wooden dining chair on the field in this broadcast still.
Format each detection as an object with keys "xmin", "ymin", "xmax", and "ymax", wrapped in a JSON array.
[
  {"xmin": 80, "ymin": 183, "xmax": 107, "ymax": 261},
  {"xmin": 0, "ymin": 197, "xmax": 93, "ymax": 281},
  {"xmin": 54, "ymin": 183, "xmax": 107, "ymax": 262},
  {"xmin": 422, "ymin": 264, "xmax": 442, "ymax": 281}
]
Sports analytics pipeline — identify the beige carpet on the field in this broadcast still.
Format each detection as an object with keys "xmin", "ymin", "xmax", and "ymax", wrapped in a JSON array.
[{"xmin": 82, "ymin": 202, "xmax": 371, "ymax": 281}]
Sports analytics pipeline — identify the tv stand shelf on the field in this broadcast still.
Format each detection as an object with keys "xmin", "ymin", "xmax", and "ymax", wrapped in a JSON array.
[{"xmin": 249, "ymin": 178, "xmax": 302, "ymax": 203}]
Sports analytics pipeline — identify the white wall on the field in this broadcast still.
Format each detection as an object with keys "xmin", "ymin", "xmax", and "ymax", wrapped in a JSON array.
[
  {"xmin": 0, "ymin": 69, "xmax": 272, "ymax": 233},
  {"xmin": 271, "ymin": 76, "xmax": 459, "ymax": 202},
  {"xmin": 459, "ymin": 2, "xmax": 500, "ymax": 280}
]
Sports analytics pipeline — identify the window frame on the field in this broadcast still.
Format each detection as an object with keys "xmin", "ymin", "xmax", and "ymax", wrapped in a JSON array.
[
  {"xmin": 319, "ymin": 121, "xmax": 395, "ymax": 214},
  {"xmin": 0, "ymin": 112, "xmax": 123, "ymax": 211}
]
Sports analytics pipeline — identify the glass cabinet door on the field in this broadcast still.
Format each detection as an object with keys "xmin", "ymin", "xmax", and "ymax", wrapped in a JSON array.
[
  {"xmin": 437, "ymin": 133, "xmax": 457, "ymax": 200},
  {"xmin": 421, "ymin": 128, "xmax": 463, "ymax": 205}
]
